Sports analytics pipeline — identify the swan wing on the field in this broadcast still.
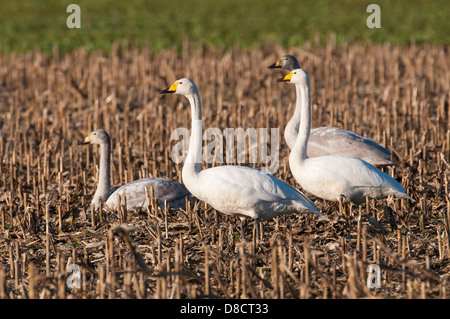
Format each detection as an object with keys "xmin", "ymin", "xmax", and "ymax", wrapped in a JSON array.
[
  {"xmin": 106, "ymin": 177, "xmax": 191, "ymax": 209},
  {"xmin": 186, "ymin": 165, "xmax": 319, "ymax": 219},
  {"xmin": 298, "ymin": 156, "xmax": 407, "ymax": 203},
  {"xmin": 308, "ymin": 127, "xmax": 394, "ymax": 166}
]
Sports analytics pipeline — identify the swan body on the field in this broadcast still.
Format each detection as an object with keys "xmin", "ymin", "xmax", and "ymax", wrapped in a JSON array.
[
  {"xmin": 159, "ymin": 78, "xmax": 321, "ymax": 235},
  {"xmin": 106, "ymin": 177, "xmax": 192, "ymax": 210},
  {"xmin": 278, "ymin": 69, "xmax": 412, "ymax": 205},
  {"xmin": 291, "ymin": 155, "xmax": 408, "ymax": 204},
  {"xmin": 269, "ymin": 55, "xmax": 394, "ymax": 167},
  {"xmin": 182, "ymin": 165, "xmax": 317, "ymax": 221},
  {"xmin": 80, "ymin": 129, "xmax": 192, "ymax": 210}
]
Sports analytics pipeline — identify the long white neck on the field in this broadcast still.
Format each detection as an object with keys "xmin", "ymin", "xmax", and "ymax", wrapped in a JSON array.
[
  {"xmin": 92, "ymin": 142, "xmax": 111, "ymax": 208},
  {"xmin": 289, "ymin": 78, "xmax": 311, "ymax": 166},
  {"xmin": 284, "ymin": 84, "xmax": 302, "ymax": 150},
  {"xmin": 182, "ymin": 92, "xmax": 203, "ymax": 185}
]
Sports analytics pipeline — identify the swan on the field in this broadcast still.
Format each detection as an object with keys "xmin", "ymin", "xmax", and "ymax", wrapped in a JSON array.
[
  {"xmin": 159, "ymin": 78, "xmax": 321, "ymax": 240},
  {"xmin": 268, "ymin": 54, "xmax": 301, "ymax": 70},
  {"xmin": 278, "ymin": 69, "xmax": 413, "ymax": 205},
  {"xmin": 269, "ymin": 55, "xmax": 395, "ymax": 167},
  {"xmin": 80, "ymin": 129, "xmax": 193, "ymax": 211}
]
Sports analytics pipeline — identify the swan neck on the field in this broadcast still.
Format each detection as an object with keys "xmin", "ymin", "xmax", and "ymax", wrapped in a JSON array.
[
  {"xmin": 293, "ymin": 84, "xmax": 303, "ymax": 121},
  {"xmin": 284, "ymin": 85, "xmax": 303, "ymax": 149},
  {"xmin": 93, "ymin": 142, "xmax": 111, "ymax": 207},
  {"xmin": 184, "ymin": 93, "xmax": 202, "ymax": 177},
  {"xmin": 291, "ymin": 81, "xmax": 310, "ymax": 163}
]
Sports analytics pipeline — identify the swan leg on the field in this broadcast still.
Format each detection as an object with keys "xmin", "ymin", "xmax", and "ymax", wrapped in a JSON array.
[
  {"xmin": 239, "ymin": 217, "xmax": 247, "ymax": 241},
  {"xmin": 338, "ymin": 194, "xmax": 347, "ymax": 217},
  {"xmin": 254, "ymin": 218, "xmax": 261, "ymax": 244}
]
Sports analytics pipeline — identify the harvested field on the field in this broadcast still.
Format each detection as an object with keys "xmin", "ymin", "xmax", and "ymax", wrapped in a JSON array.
[{"xmin": 0, "ymin": 41, "xmax": 449, "ymax": 299}]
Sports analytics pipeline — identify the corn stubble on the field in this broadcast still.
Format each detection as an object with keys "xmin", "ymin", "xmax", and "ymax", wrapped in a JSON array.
[{"xmin": 0, "ymin": 40, "xmax": 449, "ymax": 299}]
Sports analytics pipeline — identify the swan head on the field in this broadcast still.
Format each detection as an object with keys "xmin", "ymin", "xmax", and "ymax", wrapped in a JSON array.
[
  {"xmin": 276, "ymin": 68, "xmax": 310, "ymax": 86},
  {"xmin": 159, "ymin": 78, "xmax": 199, "ymax": 97},
  {"xmin": 268, "ymin": 55, "xmax": 301, "ymax": 70},
  {"xmin": 79, "ymin": 129, "xmax": 110, "ymax": 146}
]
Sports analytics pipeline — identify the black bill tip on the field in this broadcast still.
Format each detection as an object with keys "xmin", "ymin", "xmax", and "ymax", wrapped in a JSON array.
[
  {"xmin": 267, "ymin": 63, "xmax": 281, "ymax": 69},
  {"xmin": 159, "ymin": 87, "xmax": 174, "ymax": 94}
]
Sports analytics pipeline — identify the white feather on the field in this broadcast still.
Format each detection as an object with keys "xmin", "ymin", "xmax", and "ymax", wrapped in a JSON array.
[
  {"xmin": 160, "ymin": 78, "xmax": 321, "ymax": 224},
  {"xmin": 280, "ymin": 69, "xmax": 413, "ymax": 205},
  {"xmin": 270, "ymin": 54, "xmax": 394, "ymax": 167}
]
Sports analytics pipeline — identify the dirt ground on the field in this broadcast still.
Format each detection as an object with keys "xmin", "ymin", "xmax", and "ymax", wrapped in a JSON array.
[{"xmin": 0, "ymin": 41, "xmax": 449, "ymax": 299}]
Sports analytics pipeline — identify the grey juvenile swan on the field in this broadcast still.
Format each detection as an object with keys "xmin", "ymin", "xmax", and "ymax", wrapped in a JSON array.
[{"xmin": 80, "ymin": 129, "xmax": 192, "ymax": 211}]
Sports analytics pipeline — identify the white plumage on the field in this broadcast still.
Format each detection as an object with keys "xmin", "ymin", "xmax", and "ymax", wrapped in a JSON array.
[
  {"xmin": 159, "ymin": 78, "xmax": 321, "ymax": 239},
  {"xmin": 188, "ymin": 165, "xmax": 316, "ymax": 221},
  {"xmin": 269, "ymin": 54, "xmax": 395, "ymax": 167},
  {"xmin": 80, "ymin": 129, "xmax": 192, "ymax": 211},
  {"xmin": 278, "ymin": 69, "xmax": 413, "ymax": 205}
]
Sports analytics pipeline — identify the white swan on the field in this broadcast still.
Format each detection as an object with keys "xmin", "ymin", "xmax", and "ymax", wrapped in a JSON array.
[
  {"xmin": 80, "ymin": 129, "xmax": 192, "ymax": 211},
  {"xmin": 159, "ymin": 78, "xmax": 321, "ymax": 239},
  {"xmin": 269, "ymin": 55, "xmax": 395, "ymax": 167},
  {"xmin": 278, "ymin": 69, "xmax": 413, "ymax": 205}
]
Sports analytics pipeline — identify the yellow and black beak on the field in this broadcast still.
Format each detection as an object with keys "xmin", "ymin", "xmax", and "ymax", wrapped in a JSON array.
[
  {"xmin": 267, "ymin": 59, "xmax": 284, "ymax": 69},
  {"xmin": 159, "ymin": 82, "xmax": 178, "ymax": 94},
  {"xmin": 78, "ymin": 134, "xmax": 92, "ymax": 145},
  {"xmin": 276, "ymin": 72, "xmax": 294, "ymax": 82}
]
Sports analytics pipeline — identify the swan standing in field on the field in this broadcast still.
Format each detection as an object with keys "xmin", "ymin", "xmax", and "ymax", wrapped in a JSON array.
[
  {"xmin": 269, "ymin": 55, "xmax": 395, "ymax": 167},
  {"xmin": 80, "ymin": 129, "xmax": 192, "ymax": 211},
  {"xmin": 159, "ymin": 78, "xmax": 321, "ymax": 240},
  {"xmin": 277, "ymin": 69, "xmax": 413, "ymax": 205}
]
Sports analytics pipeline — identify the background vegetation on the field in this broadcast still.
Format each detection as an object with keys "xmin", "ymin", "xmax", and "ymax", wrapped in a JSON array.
[{"xmin": 1, "ymin": 0, "xmax": 449, "ymax": 54}]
